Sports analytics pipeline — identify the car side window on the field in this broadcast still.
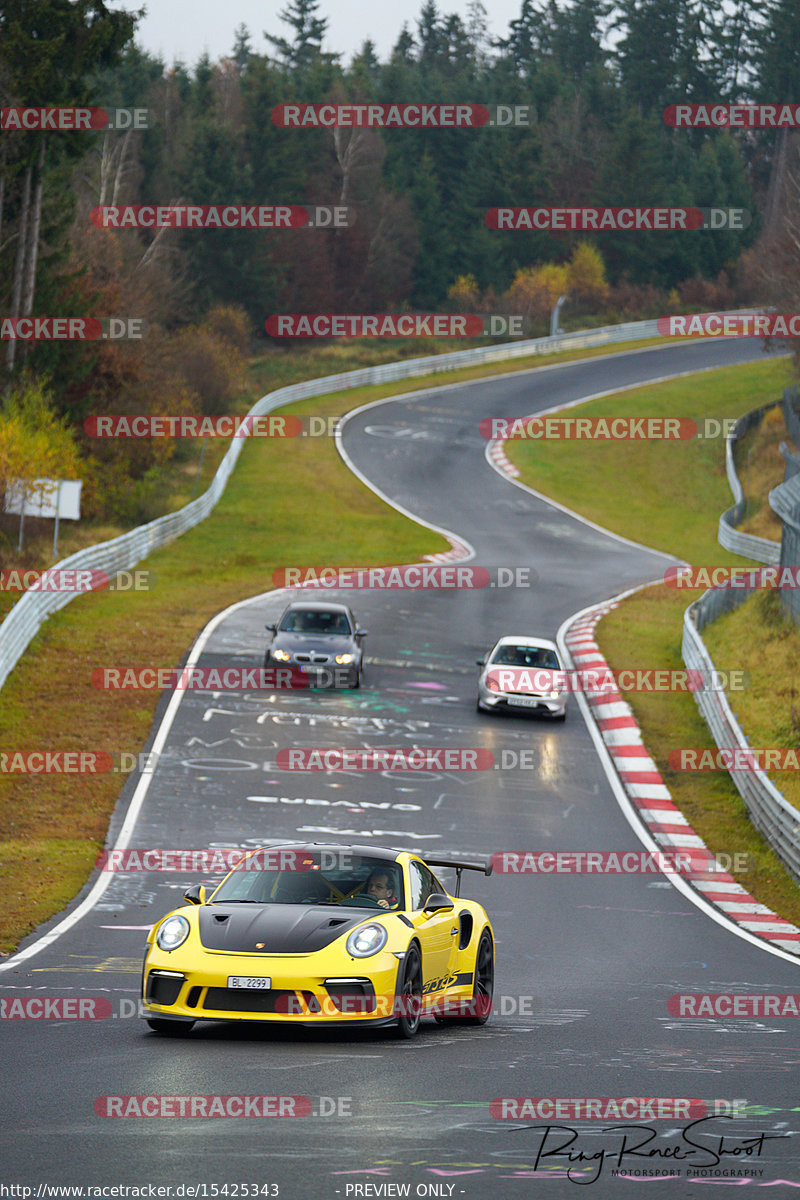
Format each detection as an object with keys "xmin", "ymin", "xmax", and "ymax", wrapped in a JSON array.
[
  {"xmin": 408, "ymin": 862, "xmax": 441, "ymax": 909},
  {"xmin": 427, "ymin": 866, "xmax": 446, "ymax": 896},
  {"xmin": 408, "ymin": 862, "xmax": 427, "ymax": 910}
]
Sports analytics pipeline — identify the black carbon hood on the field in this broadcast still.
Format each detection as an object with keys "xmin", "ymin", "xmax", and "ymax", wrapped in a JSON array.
[{"xmin": 198, "ymin": 905, "xmax": 366, "ymax": 954}]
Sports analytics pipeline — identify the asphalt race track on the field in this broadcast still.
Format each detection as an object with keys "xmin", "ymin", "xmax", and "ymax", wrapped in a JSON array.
[{"xmin": 2, "ymin": 339, "xmax": 799, "ymax": 1197}]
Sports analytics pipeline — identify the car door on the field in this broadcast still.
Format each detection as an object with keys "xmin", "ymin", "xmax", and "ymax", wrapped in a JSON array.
[{"xmin": 407, "ymin": 861, "xmax": 458, "ymax": 993}]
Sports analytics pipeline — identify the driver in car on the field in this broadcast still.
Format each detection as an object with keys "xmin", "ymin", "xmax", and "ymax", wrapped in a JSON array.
[{"xmin": 365, "ymin": 870, "xmax": 399, "ymax": 909}]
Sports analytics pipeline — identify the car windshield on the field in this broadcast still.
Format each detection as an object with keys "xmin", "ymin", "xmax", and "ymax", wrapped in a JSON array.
[
  {"xmin": 209, "ymin": 851, "xmax": 405, "ymax": 909},
  {"xmin": 279, "ymin": 610, "xmax": 352, "ymax": 635},
  {"xmin": 491, "ymin": 645, "xmax": 560, "ymax": 669}
]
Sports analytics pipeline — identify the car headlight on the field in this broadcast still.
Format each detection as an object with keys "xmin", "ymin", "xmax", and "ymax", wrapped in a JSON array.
[
  {"xmin": 272, "ymin": 649, "xmax": 291, "ymax": 662},
  {"xmin": 335, "ymin": 653, "xmax": 355, "ymax": 664},
  {"xmin": 346, "ymin": 923, "xmax": 388, "ymax": 958},
  {"xmin": 487, "ymin": 677, "xmax": 500, "ymax": 693},
  {"xmin": 550, "ymin": 690, "xmax": 560, "ymax": 699},
  {"xmin": 155, "ymin": 915, "xmax": 190, "ymax": 951}
]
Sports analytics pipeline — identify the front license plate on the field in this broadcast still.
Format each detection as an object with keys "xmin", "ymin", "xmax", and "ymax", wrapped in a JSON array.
[
  {"xmin": 228, "ymin": 976, "xmax": 272, "ymax": 989},
  {"xmin": 507, "ymin": 696, "xmax": 541, "ymax": 708}
]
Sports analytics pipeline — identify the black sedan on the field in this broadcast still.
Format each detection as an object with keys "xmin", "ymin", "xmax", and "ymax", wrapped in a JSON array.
[{"xmin": 264, "ymin": 600, "xmax": 367, "ymax": 688}]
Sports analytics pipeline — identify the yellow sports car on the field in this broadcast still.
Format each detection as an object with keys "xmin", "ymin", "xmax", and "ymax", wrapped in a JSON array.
[{"xmin": 141, "ymin": 843, "xmax": 494, "ymax": 1038}]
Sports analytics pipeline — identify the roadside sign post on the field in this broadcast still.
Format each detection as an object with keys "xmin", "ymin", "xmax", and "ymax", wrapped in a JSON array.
[
  {"xmin": 4, "ymin": 479, "xmax": 82, "ymax": 557},
  {"xmin": 16, "ymin": 494, "xmax": 25, "ymax": 554}
]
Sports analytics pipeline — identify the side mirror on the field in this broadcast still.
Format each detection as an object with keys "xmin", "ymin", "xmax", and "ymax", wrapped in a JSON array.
[
  {"xmin": 265, "ymin": 623, "xmax": 276, "ymax": 633},
  {"xmin": 476, "ymin": 658, "xmax": 485, "ymax": 666},
  {"xmin": 356, "ymin": 629, "xmax": 368, "ymax": 638},
  {"xmin": 183, "ymin": 883, "xmax": 206, "ymax": 905},
  {"xmin": 423, "ymin": 892, "xmax": 454, "ymax": 914}
]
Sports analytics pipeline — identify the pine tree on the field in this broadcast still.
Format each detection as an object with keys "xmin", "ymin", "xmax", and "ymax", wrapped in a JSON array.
[
  {"xmin": 614, "ymin": 0, "xmax": 722, "ymax": 114},
  {"xmin": 232, "ymin": 24, "xmax": 252, "ymax": 76},
  {"xmin": 264, "ymin": 0, "xmax": 338, "ymax": 83}
]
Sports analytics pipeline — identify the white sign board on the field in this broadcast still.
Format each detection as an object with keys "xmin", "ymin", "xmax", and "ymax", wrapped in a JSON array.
[{"xmin": 4, "ymin": 479, "xmax": 82, "ymax": 520}]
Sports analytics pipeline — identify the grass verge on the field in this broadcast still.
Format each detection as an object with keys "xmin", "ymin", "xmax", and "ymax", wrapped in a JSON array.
[{"xmin": 737, "ymin": 404, "xmax": 795, "ymax": 540}]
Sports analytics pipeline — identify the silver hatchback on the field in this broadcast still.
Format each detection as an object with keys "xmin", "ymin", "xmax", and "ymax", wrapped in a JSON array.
[{"xmin": 476, "ymin": 635, "xmax": 567, "ymax": 720}]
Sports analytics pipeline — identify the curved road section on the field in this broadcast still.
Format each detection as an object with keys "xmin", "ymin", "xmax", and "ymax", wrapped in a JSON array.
[{"xmin": 2, "ymin": 340, "xmax": 798, "ymax": 1196}]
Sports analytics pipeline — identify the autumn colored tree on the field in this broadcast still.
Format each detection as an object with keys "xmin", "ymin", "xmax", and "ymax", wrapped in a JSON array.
[
  {"xmin": 0, "ymin": 376, "xmax": 82, "ymax": 522},
  {"xmin": 566, "ymin": 242, "xmax": 609, "ymax": 304},
  {"xmin": 447, "ymin": 274, "xmax": 481, "ymax": 312}
]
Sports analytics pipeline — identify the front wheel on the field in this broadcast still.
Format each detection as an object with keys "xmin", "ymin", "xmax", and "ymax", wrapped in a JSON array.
[
  {"xmin": 394, "ymin": 945, "xmax": 422, "ymax": 1038},
  {"xmin": 145, "ymin": 1018, "xmax": 195, "ymax": 1036}
]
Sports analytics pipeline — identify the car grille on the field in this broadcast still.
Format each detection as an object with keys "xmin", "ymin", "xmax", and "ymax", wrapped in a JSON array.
[
  {"xmin": 146, "ymin": 971, "xmax": 185, "ymax": 1005},
  {"xmin": 202, "ymin": 988, "xmax": 320, "ymax": 1014},
  {"xmin": 294, "ymin": 653, "xmax": 331, "ymax": 664},
  {"xmin": 324, "ymin": 982, "xmax": 376, "ymax": 1013}
]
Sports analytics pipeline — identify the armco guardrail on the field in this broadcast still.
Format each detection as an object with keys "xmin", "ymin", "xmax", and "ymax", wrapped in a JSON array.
[
  {"xmin": 780, "ymin": 441, "xmax": 800, "ymax": 482},
  {"xmin": 783, "ymin": 385, "xmax": 800, "ymax": 447},
  {"xmin": 683, "ymin": 593, "xmax": 800, "ymax": 883},
  {"xmin": 718, "ymin": 402, "xmax": 781, "ymax": 563},
  {"xmin": 769, "ymin": 471, "xmax": 800, "ymax": 627},
  {"xmin": 0, "ymin": 317, "xmax": 665, "ymax": 691}
]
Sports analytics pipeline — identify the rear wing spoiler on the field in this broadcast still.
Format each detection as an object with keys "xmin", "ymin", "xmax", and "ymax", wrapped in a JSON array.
[{"xmin": 424, "ymin": 855, "xmax": 493, "ymax": 897}]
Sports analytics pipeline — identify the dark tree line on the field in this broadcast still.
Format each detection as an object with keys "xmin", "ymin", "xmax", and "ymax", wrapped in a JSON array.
[{"xmin": 0, "ymin": 0, "xmax": 798, "ymax": 490}]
